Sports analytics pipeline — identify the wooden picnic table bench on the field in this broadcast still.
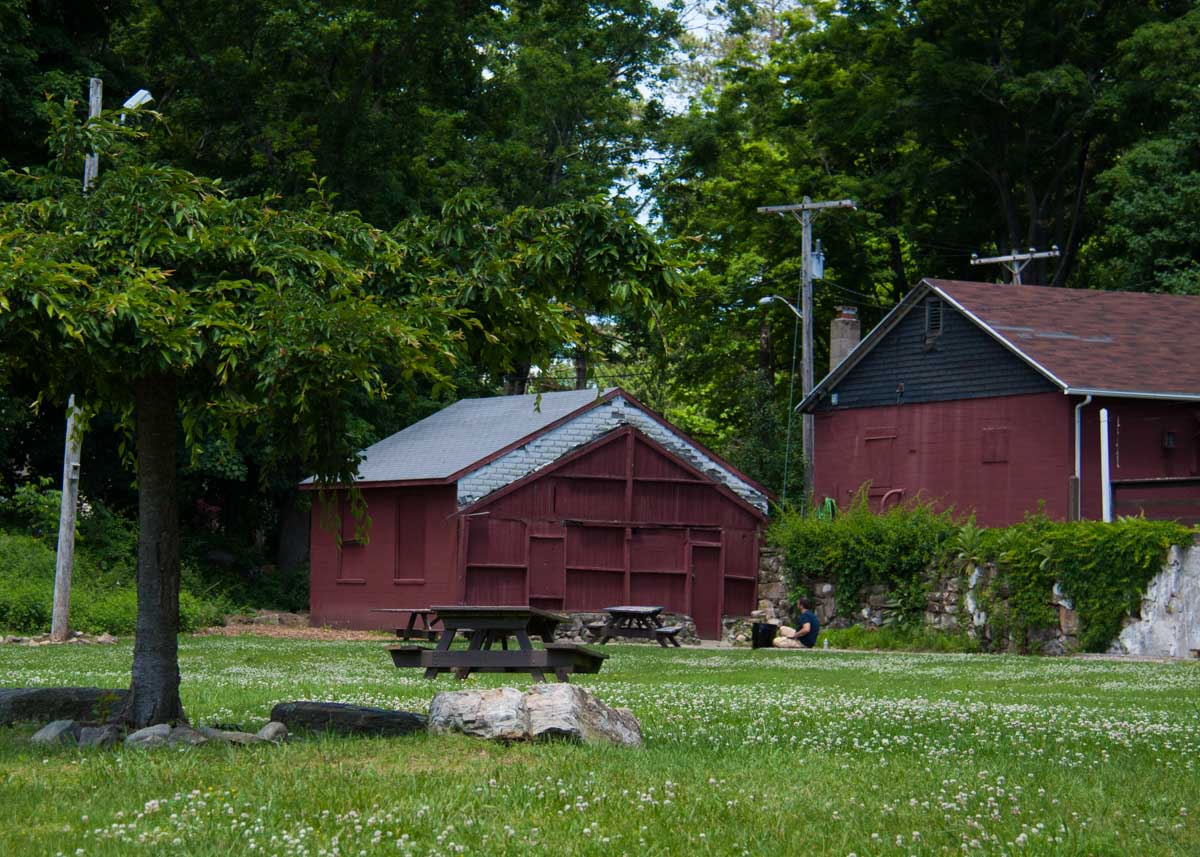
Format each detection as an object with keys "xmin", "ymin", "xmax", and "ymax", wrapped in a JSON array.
[
  {"xmin": 386, "ymin": 606, "xmax": 608, "ymax": 683},
  {"xmin": 590, "ymin": 606, "xmax": 682, "ymax": 647},
  {"xmin": 369, "ymin": 608, "xmax": 442, "ymax": 641}
]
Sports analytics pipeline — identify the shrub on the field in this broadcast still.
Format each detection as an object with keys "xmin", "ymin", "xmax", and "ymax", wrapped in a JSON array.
[
  {"xmin": 0, "ymin": 532, "xmax": 56, "ymax": 632},
  {"xmin": 821, "ymin": 624, "xmax": 980, "ymax": 654},
  {"xmin": 770, "ymin": 493, "xmax": 959, "ymax": 619},
  {"xmin": 0, "ymin": 478, "xmax": 62, "ymax": 541},
  {"xmin": 73, "ymin": 589, "xmax": 138, "ymax": 635},
  {"xmin": 771, "ymin": 494, "xmax": 1194, "ymax": 653},
  {"xmin": 0, "ymin": 527, "xmax": 227, "ymax": 635}
]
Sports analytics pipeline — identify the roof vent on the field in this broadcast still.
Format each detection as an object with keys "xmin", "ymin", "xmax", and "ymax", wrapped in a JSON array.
[{"xmin": 924, "ymin": 299, "xmax": 943, "ymax": 347}]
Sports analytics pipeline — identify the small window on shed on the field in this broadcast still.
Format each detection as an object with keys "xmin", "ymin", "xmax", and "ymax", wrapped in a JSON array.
[{"xmin": 924, "ymin": 299, "xmax": 944, "ymax": 346}]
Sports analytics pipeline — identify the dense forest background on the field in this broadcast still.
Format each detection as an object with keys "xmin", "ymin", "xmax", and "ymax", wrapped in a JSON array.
[{"xmin": 1, "ymin": 0, "xmax": 1198, "ymax": 603}]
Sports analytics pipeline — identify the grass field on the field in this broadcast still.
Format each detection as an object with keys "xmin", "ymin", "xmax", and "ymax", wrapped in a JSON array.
[{"xmin": 1, "ymin": 638, "xmax": 1197, "ymax": 856}]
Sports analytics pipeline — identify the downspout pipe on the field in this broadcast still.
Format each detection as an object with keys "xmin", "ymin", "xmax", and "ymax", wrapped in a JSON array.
[
  {"xmin": 1100, "ymin": 408, "xmax": 1113, "ymax": 522},
  {"xmin": 1074, "ymin": 394, "xmax": 1092, "ymax": 485}
]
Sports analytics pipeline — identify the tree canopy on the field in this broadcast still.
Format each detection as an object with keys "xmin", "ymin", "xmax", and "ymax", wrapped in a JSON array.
[
  {"xmin": 0, "ymin": 104, "xmax": 465, "ymax": 723},
  {"xmin": 1, "ymin": 1, "xmax": 1199, "ymax": 707}
]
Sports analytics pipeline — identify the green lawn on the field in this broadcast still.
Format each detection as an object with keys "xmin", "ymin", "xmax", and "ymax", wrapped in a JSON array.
[{"xmin": 1, "ymin": 638, "xmax": 1197, "ymax": 856}]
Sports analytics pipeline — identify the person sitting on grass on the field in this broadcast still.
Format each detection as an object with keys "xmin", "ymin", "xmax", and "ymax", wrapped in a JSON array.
[{"xmin": 772, "ymin": 597, "xmax": 820, "ymax": 649}]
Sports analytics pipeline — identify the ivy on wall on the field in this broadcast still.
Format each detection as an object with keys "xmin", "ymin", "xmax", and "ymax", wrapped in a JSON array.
[
  {"xmin": 770, "ymin": 500, "xmax": 1194, "ymax": 653},
  {"xmin": 770, "ymin": 494, "xmax": 958, "ymax": 619}
]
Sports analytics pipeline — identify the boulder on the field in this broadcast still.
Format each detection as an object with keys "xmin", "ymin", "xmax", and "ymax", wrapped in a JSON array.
[
  {"xmin": 270, "ymin": 701, "xmax": 427, "ymax": 737},
  {"xmin": 428, "ymin": 687, "xmax": 527, "ymax": 741},
  {"xmin": 196, "ymin": 725, "xmax": 261, "ymax": 745},
  {"xmin": 31, "ymin": 719, "xmax": 82, "ymax": 746},
  {"xmin": 78, "ymin": 725, "xmax": 122, "ymax": 749},
  {"xmin": 168, "ymin": 725, "xmax": 210, "ymax": 746},
  {"xmin": 525, "ymin": 684, "xmax": 642, "ymax": 747},
  {"xmin": 429, "ymin": 685, "xmax": 642, "ymax": 747},
  {"xmin": 125, "ymin": 723, "xmax": 171, "ymax": 748},
  {"xmin": 0, "ymin": 687, "xmax": 128, "ymax": 726},
  {"xmin": 256, "ymin": 721, "xmax": 288, "ymax": 743}
]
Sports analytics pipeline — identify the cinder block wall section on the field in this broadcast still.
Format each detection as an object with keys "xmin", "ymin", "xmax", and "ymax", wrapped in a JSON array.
[{"xmin": 457, "ymin": 395, "xmax": 768, "ymax": 513}]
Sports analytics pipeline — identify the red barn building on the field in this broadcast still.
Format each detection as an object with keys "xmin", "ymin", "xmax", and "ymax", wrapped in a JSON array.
[
  {"xmin": 305, "ymin": 389, "xmax": 770, "ymax": 637},
  {"xmin": 799, "ymin": 279, "xmax": 1200, "ymax": 526}
]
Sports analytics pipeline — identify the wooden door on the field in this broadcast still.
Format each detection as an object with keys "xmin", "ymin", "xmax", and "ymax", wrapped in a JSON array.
[
  {"xmin": 528, "ymin": 536, "xmax": 565, "ymax": 609},
  {"xmin": 689, "ymin": 543, "xmax": 722, "ymax": 639}
]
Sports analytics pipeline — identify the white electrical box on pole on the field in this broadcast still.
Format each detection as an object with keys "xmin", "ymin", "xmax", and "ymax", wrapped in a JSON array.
[
  {"xmin": 51, "ymin": 77, "xmax": 102, "ymax": 641},
  {"xmin": 757, "ymin": 196, "xmax": 856, "ymax": 509},
  {"xmin": 969, "ymin": 246, "xmax": 1060, "ymax": 285}
]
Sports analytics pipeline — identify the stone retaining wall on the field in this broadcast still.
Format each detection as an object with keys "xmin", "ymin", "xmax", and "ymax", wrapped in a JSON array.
[{"xmin": 733, "ymin": 541, "xmax": 1200, "ymax": 656}]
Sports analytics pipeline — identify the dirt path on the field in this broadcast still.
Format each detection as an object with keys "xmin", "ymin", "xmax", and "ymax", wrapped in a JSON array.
[{"xmin": 194, "ymin": 612, "xmax": 395, "ymax": 642}]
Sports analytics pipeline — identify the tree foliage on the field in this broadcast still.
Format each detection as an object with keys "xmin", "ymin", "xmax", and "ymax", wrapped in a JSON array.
[
  {"xmin": 648, "ymin": 0, "xmax": 1199, "ymax": 491},
  {"xmin": 0, "ymin": 104, "xmax": 465, "ymax": 724}
]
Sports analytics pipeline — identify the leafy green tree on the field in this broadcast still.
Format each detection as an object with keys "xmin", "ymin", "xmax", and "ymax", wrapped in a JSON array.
[
  {"xmin": 0, "ymin": 104, "xmax": 464, "ymax": 726},
  {"xmin": 1080, "ymin": 8, "xmax": 1200, "ymax": 294},
  {"xmin": 648, "ymin": 0, "xmax": 1195, "ymax": 490},
  {"xmin": 394, "ymin": 191, "xmax": 684, "ymax": 394},
  {"xmin": 85, "ymin": 0, "xmax": 680, "ymax": 221}
]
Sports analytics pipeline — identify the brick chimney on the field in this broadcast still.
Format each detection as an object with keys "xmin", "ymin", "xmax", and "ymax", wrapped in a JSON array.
[{"xmin": 830, "ymin": 306, "xmax": 860, "ymax": 372}]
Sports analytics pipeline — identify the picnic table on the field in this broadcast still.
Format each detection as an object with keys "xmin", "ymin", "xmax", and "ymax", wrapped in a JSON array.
[
  {"xmin": 589, "ymin": 605, "xmax": 683, "ymax": 647},
  {"xmin": 386, "ymin": 605, "xmax": 608, "ymax": 683},
  {"xmin": 368, "ymin": 608, "xmax": 441, "ymax": 641}
]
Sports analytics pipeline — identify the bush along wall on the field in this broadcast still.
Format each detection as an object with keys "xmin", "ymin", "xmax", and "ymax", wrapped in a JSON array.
[
  {"xmin": 769, "ymin": 497, "xmax": 1195, "ymax": 654},
  {"xmin": 0, "ymin": 480, "xmax": 227, "ymax": 635}
]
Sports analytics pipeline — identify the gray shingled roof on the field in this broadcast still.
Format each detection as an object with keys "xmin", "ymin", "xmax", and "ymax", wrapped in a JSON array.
[{"xmin": 333, "ymin": 389, "xmax": 609, "ymax": 483}]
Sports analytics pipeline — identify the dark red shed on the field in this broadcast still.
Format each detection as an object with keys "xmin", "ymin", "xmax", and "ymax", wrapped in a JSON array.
[
  {"xmin": 304, "ymin": 389, "xmax": 770, "ymax": 637},
  {"xmin": 799, "ymin": 279, "xmax": 1200, "ymax": 526}
]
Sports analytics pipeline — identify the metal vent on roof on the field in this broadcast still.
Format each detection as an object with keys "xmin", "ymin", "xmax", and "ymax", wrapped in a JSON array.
[{"xmin": 923, "ymin": 299, "xmax": 943, "ymax": 347}]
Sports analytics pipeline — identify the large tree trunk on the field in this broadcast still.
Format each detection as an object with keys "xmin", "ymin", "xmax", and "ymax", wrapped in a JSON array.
[
  {"xmin": 503, "ymin": 360, "xmax": 531, "ymax": 395},
  {"xmin": 573, "ymin": 345, "xmax": 588, "ymax": 390},
  {"xmin": 120, "ymin": 375, "xmax": 185, "ymax": 727},
  {"xmin": 758, "ymin": 308, "xmax": 773, "ymax": 381},
  {"xmin": 275, "ymin": 486, "xmax": 311, "ymax": 572}
]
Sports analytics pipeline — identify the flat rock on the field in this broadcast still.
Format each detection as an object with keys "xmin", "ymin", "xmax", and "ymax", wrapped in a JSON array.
[
  {"xmin": 78, "ymin": 724, "xmax": 122, "ymax": 749},
  {"xmin": 429, "ymin": 685, "xmax": 642, "ymax": 747},
  {"xmin": 270, "ymin": 701, "xmax": 427, "ymax": 737},
  {"xmin": 428, "ymin": 687, "xmax": 527, "ymax": 741},
  {"xmin": 168, "ymin": 725, "xmax": 210, "ymax": 746},
  {"xmin": 197, "ymin": 725, "xmax": 261, "ymax": 745},
  {"xmin": 96, "ymin": 634, "xmax": 118, "ymax": 644},
  {"xmin": 125, "ymin": 723, "xmax": 171, "ymax": 748},
  {"xmin": 256, "ymin": 721, "xmax": 288, "ymax": 743},
  {"xmin": 0, "ymin": 687, "xmax": 128, "ymax": 726},
  {"xmin": 31, "ymin": 719, "xmax": 82, "ymax": 746}
]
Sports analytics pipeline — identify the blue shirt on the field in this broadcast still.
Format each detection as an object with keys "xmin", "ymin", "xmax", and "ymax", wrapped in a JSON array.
[{"xmin": 794, "ymin": 610, "xmax": 820, "ymax": 647}]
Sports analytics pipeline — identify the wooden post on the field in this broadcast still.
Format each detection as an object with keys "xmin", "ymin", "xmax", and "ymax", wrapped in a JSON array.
[
  {"xmin": 52, "ymin": 78, "xmax": 101, "ymax": 642},
  {"xmin": 82, "ymin": 77, "xmax": 101, "ymax": 191},
  {"xmin": 50, "ymin": 396, "xmax": 82, "ymax": 641}
]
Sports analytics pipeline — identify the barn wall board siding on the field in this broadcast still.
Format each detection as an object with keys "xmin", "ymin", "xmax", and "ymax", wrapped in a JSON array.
[
  {"xmin": 1076, "ymin": 397, "xmax": 1200, "ymax": 522},
  {"xmin": 813, "ymin": 392, "xmax": 1073, "ymax": 527},
  {"xmin": 815, "ymin": 296, "xmax": 1055, "ymax": 412},
  {"xmin": 309, "ymin": 484, "xmax": 458, "ymax": 628},
  {"xmin": 458, "ymin": 394, "xmax": 768, "ymax": 513}
]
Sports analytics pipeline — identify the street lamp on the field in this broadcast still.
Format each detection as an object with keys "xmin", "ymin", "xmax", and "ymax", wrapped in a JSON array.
[
  {"xmin": 759, "ymin": 295, "xmax": 804, "ymax": 506},
  {"xmin": 120, "ymin": 89, "xmax": 153, "ymax": 124},
  {"xmin": 758, "ymin": 294, "xmax": 803, "ymax": 320}
]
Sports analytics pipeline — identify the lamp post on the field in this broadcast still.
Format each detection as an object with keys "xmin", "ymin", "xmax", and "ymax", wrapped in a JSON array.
[
  {"xmin": 52, "ymin": 82, "xmax": 154, "ymax": 642},
  {"xmin": 758, "ymin": 295, "xmax": 803, "ymax": 506}
]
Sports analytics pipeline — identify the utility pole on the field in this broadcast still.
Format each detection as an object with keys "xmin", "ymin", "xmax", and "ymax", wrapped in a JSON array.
[
  {"xmin": 969, "ymin": 246, "xmax": 1060, "ymax": 286},
  {"xmin": 757, "ymin": 196, "xmax": 856, "ymax": 508},
  {"xmin": 51, "ymin": 77, "xmax": 101, "ymax": 642}
]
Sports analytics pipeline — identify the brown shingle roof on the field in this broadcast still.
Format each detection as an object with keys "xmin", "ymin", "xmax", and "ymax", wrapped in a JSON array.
[{"xmin": 928, "ymin": 279, "xmax": 1200, "ymax": 399}]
